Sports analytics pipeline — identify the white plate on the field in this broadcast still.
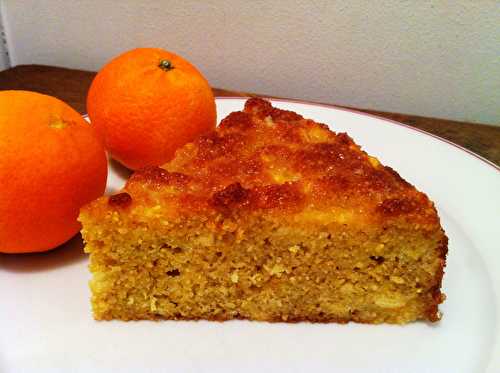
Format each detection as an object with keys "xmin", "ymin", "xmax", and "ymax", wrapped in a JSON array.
[{"xmin": 1, "ymin": 98, "xmax": 498, "ymax": 373}]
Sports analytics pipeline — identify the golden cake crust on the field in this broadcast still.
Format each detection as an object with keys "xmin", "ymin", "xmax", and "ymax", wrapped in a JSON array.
[{"xmin": 96, "ymin": 98, "xmax": 441, "ymax": 229}]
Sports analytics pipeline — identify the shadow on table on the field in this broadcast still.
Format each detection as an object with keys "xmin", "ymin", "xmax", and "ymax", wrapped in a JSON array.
[{"xmin": 0, "ymin": 234, "xmax": 86, "ymax": 273}]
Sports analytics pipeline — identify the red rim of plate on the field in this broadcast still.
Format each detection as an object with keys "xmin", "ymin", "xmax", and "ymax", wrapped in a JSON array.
[
  {"xmin": 215, "ymin": 96, "xmax": 499, "ymax": 172},
  {"xmin": 83, "ymin": 97, "xmax": 499, "ymax": 172}
]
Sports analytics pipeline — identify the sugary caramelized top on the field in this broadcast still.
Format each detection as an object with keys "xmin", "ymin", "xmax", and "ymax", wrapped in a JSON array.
[{"xmin": 103, "ymin": 98, "xmax": 439, "ymax": 227}]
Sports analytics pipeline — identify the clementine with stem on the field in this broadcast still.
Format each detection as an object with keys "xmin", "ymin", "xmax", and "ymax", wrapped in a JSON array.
[
  {"xmin": 87, "ymin": 48, "xmax": 216, "ymax": 170},
  {"xmin": 0, "ymin": 90, "xmax": 108, "ymax": 253}
]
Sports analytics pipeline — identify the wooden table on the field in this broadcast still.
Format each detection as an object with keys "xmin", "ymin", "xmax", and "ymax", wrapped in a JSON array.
[{"xmin": 1, "ymin": 64, "xmax": 499, "ymax": 166}]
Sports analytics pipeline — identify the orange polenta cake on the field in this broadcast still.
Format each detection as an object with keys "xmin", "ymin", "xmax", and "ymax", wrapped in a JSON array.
[{"xmin": 80, "ymin": 98, "xmax": 447, "ymax": 323}]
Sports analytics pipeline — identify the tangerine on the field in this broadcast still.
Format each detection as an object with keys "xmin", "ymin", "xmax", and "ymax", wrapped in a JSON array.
[
  {"xmin": 0, "ymin": 90, "xmax": 108, "ymax": 253},
  {"xmin": 87, "ymin": 48, "xmax": 216, "ymax": 170}
]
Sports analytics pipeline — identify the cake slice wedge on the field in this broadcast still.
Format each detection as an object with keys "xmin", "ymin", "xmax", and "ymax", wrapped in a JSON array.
[{"xmin": 80, "ymin": 98, "xmax": 447, "ymax": 324}]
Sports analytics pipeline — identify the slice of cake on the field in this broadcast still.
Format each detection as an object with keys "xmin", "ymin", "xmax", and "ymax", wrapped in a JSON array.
[{"xmin": 80, "ymin": 98, "xmax": 447, "ymax": 324}]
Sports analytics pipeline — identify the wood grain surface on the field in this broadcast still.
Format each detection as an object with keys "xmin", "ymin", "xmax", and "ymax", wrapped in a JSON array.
[{"xmin": 1, "ymin": 64, "xmax": 498, "ymax": 166}]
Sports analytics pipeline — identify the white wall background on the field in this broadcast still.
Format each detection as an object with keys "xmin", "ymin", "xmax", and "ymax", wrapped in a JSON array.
[
  {"xmin": 0, "ymin": 0, "xmax": 499, "ymax": 125},
  {"xmin": 0, "ymin": 4, "xmax": 10, "ymax": 71}
]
